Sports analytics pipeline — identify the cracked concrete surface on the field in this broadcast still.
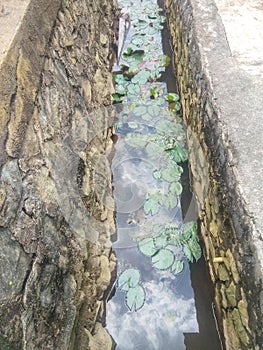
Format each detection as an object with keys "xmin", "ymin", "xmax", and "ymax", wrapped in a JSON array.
[
  {"xmin": 211, "ymin": 0, "xmax": 263, "ymax": 277},
  {"xmin": 214, "ymin": 0, "xmax": 263, "ymax": 77}
]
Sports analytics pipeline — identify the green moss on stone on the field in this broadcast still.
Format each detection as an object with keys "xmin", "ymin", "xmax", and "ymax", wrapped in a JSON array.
[
  {"xmin": 218, "ymin": 264, "xmax": 230, "ymax": 282},
  {"xmin": 232, "ymin": 308, "xmax": 250, "ymax": 346},
  {"xmin": 225, "ymin": 281, "xmax": 237, "ymax": 307}
]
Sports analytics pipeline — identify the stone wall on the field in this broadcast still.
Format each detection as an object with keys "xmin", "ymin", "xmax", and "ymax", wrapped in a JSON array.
[
  {"xmin": 165, "ymin": 0, "xmax": 262, "ymax": 349},
  {"xmin": 0, "ymin": 0, "xmax": 117, "ymax": 349}
]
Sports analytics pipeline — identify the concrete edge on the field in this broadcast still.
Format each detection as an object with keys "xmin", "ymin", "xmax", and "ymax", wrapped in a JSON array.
[
  {"xmin": 166, "ymin": 0, "xmax": 263, "ymax": 347},
  {"xmin": 191, "ymin": 0, "xmax": 263, "ymax": 289}
]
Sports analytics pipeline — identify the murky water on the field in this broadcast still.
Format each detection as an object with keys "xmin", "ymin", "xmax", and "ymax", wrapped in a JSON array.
[{"xmin": 106, "ymin": 0, "xmax": 222, "ymax": 349}]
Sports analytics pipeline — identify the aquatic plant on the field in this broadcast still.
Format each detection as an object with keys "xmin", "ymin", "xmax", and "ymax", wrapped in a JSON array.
[
  {"xmin": 113, "ymin": 0, "xmax": 201, "ymax": 311},
  {"xmin": 117, "ymin": 268, "xmax": 146, "ymax": 311}
]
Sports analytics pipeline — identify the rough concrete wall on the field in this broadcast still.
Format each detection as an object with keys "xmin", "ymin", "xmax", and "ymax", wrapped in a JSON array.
[
  {"xmin": 0, "ymin": 0, "xmax": 117, "ymax": 349},
  {"xmin": 165, "ymin": 0, "xmax": 262, "ymax": 349}
]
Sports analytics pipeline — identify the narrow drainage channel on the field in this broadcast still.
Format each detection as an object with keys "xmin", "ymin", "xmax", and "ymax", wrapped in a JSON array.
[{"xmin": 105, "ymin": 0, "xmax": 222, "ymax": 348}]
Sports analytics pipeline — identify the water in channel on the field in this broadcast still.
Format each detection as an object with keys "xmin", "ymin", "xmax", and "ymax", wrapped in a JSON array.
[{"xmin": 106, "ymin": 0, "xmax": 222, "ymax": 349}]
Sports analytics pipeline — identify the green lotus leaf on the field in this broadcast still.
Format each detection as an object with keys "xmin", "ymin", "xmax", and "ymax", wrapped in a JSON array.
[
  {"xmin": 183, "ymin": 245, "xmax": 193, "ymax": 263},
  {"xmin": 153, "ymin": 169, "xmax": 162, "ymax": 179},
  {"xmin": 182, "ymin": 221, "xmax": 198, "ymax": 240},
  {"xmin": 125, "ymin": 284, "xmax": 146, "ymax": 311},
  {"xmin": 128, "ymin": 122, "xmax": 139, "ymax": 129},
  {"xmin": 138, "ymin": 237, "xmax": 157, "ymax": 256},
  {"xmin": 150, "ymin": 88, "xmax": 159, "ymax": 99},
  {"xmin": 161, "ymin": 164, "xmax": 183, "ymax": 183},
  {"xmin": 144, "ymin": 197, "xmax": 160, "ymax": 216},
  {"xmin": 127, "ymin": 83, "xmax": 141, "ymax": 95},
  {"xmin": 171, "ymin": 260, "xmax": 184, "ymax": 274},
  {"xmin": 186, "ymin": 237, "xmax": 202, "ymax": 262},
  {"xmin": 145, "ymin": 142, "xmax": 163, "ymax": 159},
  {"xmin": 154, "ymin": 235, "xmax": 168, "ymax": 249},
  {"xmin": 141, "ymin": 112, "xmax": 153, "ymax": 121},
  {"xmin": 133, "ymin": 105, "xmax": 148, "ymax": 117},
  {"xmin": 165, "ymin": 93, "xmax": 180, "ymax": 102},
  {"xmin": 118, "ymin": 268, "xmax": 141, "ymax": 291},
  {"xmin": 125, "ymin": 133, "xmax": 147, "ymax": 148},
  {"xmin": 148, "ymin": 105, "xmax": 160, "ymax": 117},
  {"xmin": 164, "ymin": 193, "xmax": 178, "ymax": 209},
  {"xmin": 152, "ymin": 248, "xmax": 175, "ymax": 270},
  {"xmin": 169, "ymin": 182, "xmax": 183, "ymax": 196},
  {"xmin": 131, "ymin": 70, "xmax": 151, "ymax": 84}
]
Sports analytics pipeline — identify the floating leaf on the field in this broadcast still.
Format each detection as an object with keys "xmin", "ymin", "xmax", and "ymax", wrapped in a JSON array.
[
  {"xmin": 112, "ymin": 93, "xmax": 123, "ymax": 102},
  {"xmin": 155, "ymin": 97, "xmax": 166, "ymax": 106},
  {"xmin": 145, "ymin": 142, "xmax": 163, "ymax": 159},
  {"xmin": 158, "ymin": 15, "xmax": 166, "ymax": 23},
  {"xmin": 168, "ymin": 232, "xmax": 182, "ymax": 246},
  {"xmin": 165, "ymin": 93, "xmax": 180, "ymax": 102},
  {"xmin": 131, "ymin": 70, "xmax": 151, "ymax": 84},
  {"xmin": 141, "ymin": 112, "xmax": 153, "ymax": 121},
  {"xmin": 123, "ymin": 48, "xmax": 144, "ymax": 59},
  {"xmin": 144, "ymin": 197, "xmax": 160, "ymax": 216},
  {"xmin": 183, "ymin": 245, "xmax": 193, "ymax": 262},
  {"xmin": 150, "ymin": 88, "xmax": 159, "ymax": 99},
  {"xmin": 125, "ymin": 285, "xmax": 146, "ymax": 311},
  {"xmin": 156, "ymin": 119, "xmax": 184, "ymax": 137},
  {"xmin": 114, "ymin": 120, "xmax": 123, "ymax": 130},
  {"xmin": 188, "ymin": 239, "xmax": 202, "ymax": 261},
  {"xmin": 157, "ymin": 55, "xmax": 171, "ymax": 67},
  {"xmin": 113, "ymin": 74, "xmax": 128, "ymax": 84},
  {"xmin": 131, "ymin": 36, "xmax": 144, "ymax": 46},
  {"xmin": 138, "ymin": 237, "xmax": 157, "ymax": 256},
  {"xmin": 118, "ymin": 268, "xmax": 140, "ymax": 291},
  {"xmin": 133, "ymin": 105, "xmax": 148, "ymax": 116},
  {"xmin": 127, "ymin": 83, "xmax": 141, "ymax": 95},
  {"xmin": 148, "ymin": 105, "xmax": 160, "ymax": 117},
  {"xmin": 128, "ymin": 122, "xmax": 139, "ymax": 129},
  {"xmin": 164, "ymin": 193, "xmax": 178, "ymax": 209},
  {"xmin": 163, "ymin": 109, "xmax": 176, "ymax": 120},
  {"xmin": 153, "ymin": 169, "xmax": 162, "ymax": 179},
  {"xmin": 134, "ymin": 19, "xmax": 148, "ymax": 29},
  {"xmin": 140, "ymin": 26, "xmax": 157, "ymax": 36},
  {"xmin": 182, "ymin": 221, "xmax": 198, "ymax": 240},
  {"xmin": 169, "ymin": 101, "xmax": 181, "ymax": 112},
  {"xmin": 125, "ymin": 133, "xmax": 147, "ymax": 148},
  {"xmin": 161, "ymin": 164, "xmax": 183, "ymax": 183},
  {"xmin": 152, "ymin": 249, "xmax": 174, "ymax": 270},
  {"xmin": 154, "ymin": 235, "xmax": 168, "ymax": 249},
  {"xmin": 171, "ymin": 260, "xmax": 184, "ymax": 274},
  {"xmin": 165, "ymin": 143, "xmax": 188, "ymax": 163},
  {"xmin": 115, "ymin": 85, "xmax": 127, "ymax": 95},
  {"xmin": 169, "ymin": 182, "xmax": 183, "ymax": 196},
  {"xmin": 153, "ymin": 224, "xmax": 165, "ymax": 235}
]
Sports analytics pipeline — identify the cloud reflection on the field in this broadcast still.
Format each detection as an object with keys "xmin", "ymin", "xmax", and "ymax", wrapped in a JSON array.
[{"xmin": 106, "ymin": 279, "xmax": 199, "ymax": 350}]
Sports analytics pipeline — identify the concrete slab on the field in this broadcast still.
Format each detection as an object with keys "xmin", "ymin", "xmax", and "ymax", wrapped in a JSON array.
[
  {"xmin": 188, "ymin": 0, "xmax": 263, "ymax": 279},
  {"xmin": 209, "ymin": 0, "xmax": 263, "ymax": 272},
  {"xmin": 214, "ymin": 0, "xmax": 263, "ymax": 77}
]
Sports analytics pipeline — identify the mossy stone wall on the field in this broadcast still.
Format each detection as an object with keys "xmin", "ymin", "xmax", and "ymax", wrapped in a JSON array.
[{"xmin": 165, "ymin": 0, "xmax": 262, "ymax": 348}]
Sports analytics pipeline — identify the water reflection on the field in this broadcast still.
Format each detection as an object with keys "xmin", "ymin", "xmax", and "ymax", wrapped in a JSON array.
[
  {"xmin": 106, "ymin": 118, "xmax": 199, "ymax": 348},
  {"xmin": 106, "ymin": 0, "xmax": 221, "ymax": 347},
  {"xmin": 107, "ymin": 262, "xmax": 198, "ymax": 350}
]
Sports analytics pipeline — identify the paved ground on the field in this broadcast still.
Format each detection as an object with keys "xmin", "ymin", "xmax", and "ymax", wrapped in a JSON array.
[
  {"xmin": 215, "ymin": 0, "xmax": 263, "ymax": 77},
  {"xmin": 211, "ymin": 0, "xmax": 263, "ymax": 276}
]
